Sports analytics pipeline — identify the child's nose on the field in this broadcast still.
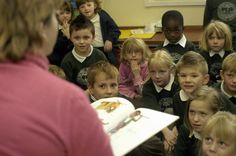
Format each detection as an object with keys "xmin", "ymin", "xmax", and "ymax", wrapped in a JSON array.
[
  {"xmin": 193, "ymin": 114, "xmax": 199, "ymax": 121},
  {"xmin": 209, "ymin": 142, "xmax": 217, "ymax": 153}
]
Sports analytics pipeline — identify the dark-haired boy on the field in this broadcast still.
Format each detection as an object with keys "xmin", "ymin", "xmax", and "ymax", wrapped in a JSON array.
[
  {"xmin": 61, "ymin": 15, "xmax": 107, "ymax": 90},
  {"xmin": 160, "ymin": 10, "xmax": 197, "ymax": 62}
]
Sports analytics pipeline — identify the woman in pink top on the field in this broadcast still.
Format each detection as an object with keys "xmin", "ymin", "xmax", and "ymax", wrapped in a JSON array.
[{"xmin": 0, "ymin": 0, "xmax": 113, "ymax": 156}]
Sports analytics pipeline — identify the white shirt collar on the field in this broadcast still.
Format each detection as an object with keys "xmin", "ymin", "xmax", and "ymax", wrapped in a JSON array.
[
  {"xmin": 221, "ymin": 81, "xmax": 236, "ymax": 98},
  {"xmin": 163, "ymin": 34, "xmax": 187, "ymax": 48},
  {"xmin": 72, "ymin": 45, "xmax": 93, "ymax": 63},
  {"xmin": 153, "ymin": 74, "xmax": 175, "ymax": 93},
  {"xmin": 189, "ymin": 130, "xmax": 202, "ymax": 140},
  {"xmin": 90, "ymin": 93, "xmax": 97, "ymax": 102},
  {"xmin": 209, "ymin": 50, "xmax": 225, "ymax": 58},
  {"xmin": 91, "ymin": 13, "xmax": 99, "ymax": 23},
  {"xmin": 179, "ymin": 89, "xmax": 190, "ymax": 101}
]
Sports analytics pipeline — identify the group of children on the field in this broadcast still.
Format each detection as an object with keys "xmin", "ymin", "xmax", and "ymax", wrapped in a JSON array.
[{"xmin": 47, "ymin": 0, "xmax": 236, "ymax": 156}]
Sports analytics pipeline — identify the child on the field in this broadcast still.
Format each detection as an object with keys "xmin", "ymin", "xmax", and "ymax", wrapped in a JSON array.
[
  {"xmin": 172, "ymin": 86, "xmax": 225, "ymax": 156},
  {"xmin": 86, "ymin": 61, "xmax": 165, "ymax": 156},
  {"xmin": 203, "ymin": 0, "xmax": 236, "ymax": 51},
  {"xmin": 76, "ymin": 0, "xmax": 121, "ymax": 65},
  {"xmin": 199, "ymin": 20, "xmax": 233, "ymax": 84},
  {"xmin": 160, "ymin": 10, "xmax": 196, "ymax": 63},
  {"xmin": 213, "ymin": 53, "xmax": 236, "ymax": 105},
  {"xmin": 118, "ymin": 38, "xmax": 150, "ymax": 99},
  {"xmin": 48, "ymin": 64, "xmax": 66, "ymax": 79},
  {"xmin": 48, "ymin": 1, "xmax": 74, "ymax": 66},
  {"xmin": 142, "ymin": 49, "xmax": 180, "ymax": 154},
  {"xmin": 201, "ymin": 111, "xmax": 236, "ymax": 156},
  {"xmin": 87, "ymin": 60, "xmax": 119, "ymax": 102},
  {"xmin": 173, "ymin": 51, "xmax": 209, "ymax": 129},
  {"xmin": 143, "ymin": 49, "xmax": 179, "ymax": 113},
  {"xmin": 61, "ymin": 15, "xmax": 107, "ymax": 90}
]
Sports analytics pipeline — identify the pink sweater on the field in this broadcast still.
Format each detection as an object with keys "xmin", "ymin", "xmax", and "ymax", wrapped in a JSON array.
[
  {"xmin": 0, "ymin": 53, "xmax": 113, "ymax": 156},
  {"xmin": 119, "ymin": 62, "xmax": 149, "ymax": 99}
]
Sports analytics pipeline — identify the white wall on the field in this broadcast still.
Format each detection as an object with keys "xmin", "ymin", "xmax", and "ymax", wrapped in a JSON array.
[{"xmin": 102, "ymin": 0, "xmax": 205, "ymax": 26}]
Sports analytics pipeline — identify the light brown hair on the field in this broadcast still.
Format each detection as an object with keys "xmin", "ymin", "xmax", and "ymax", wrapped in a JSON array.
[
  {"xmin": 176, "ymin": 51, "xmax": 208, "ymax": 75},
  {"xmin": 184, "ymin": 86, "xmax": 224, "ymax": 132},
  {"xmin": 0, "ymin": 0, "xmax": 62, "ymax": 62},
  {"xmin": 87, "ymin": 60, "xmax": 119, "ymax": 87},
  {"xmin": 200, "ymin": 20, "xmax": 232, "ymax": 51},
  {"xmin": 201, "ymin": 111, "xmax": 236, "ymax": 149},
  {"xmin": 222, "ymin": 52, "xmax": 236, "ymax": 73},
  {"xmin": 120, "ymin": 38, "xmax": 151, "ymax": 63},
  {"xmin": 148, "ymin": 49, "xmax": 175, "ymax": 72}
]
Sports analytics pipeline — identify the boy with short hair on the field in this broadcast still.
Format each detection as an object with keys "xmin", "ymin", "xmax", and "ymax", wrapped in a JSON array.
[
  {"xmin": 87, "ymin": 60, "xmax": 119, "ymax": 102},
  {"xmin": 61, "ymin": 15, "xmax": 107, "ymax": 90},
  {"xmin": 87, "ymin": 60, "xmax": 165, "ymax": 156},
  {"xmin": 173, "ymin": 51, "xmax": 209, "ymax": 129},
  {"xmin": 214, "ymin": 53, "xmax": 236, "ymax": 105},
  {"xmin": 160, "ymin": 10, "xmax": 197, "ymax": 62}
]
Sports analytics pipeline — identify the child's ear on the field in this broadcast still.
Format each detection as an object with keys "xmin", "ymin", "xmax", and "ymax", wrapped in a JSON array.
[{"xmin": 203, "ymin": 74, "xmax": 210, "ymax": 85}]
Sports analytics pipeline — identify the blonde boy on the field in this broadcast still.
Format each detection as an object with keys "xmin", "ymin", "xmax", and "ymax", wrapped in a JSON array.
[
  {"xmin": 173, "ymin": 51, "xmax": 209, "ymax": 129},
  {"xmin": 87, "ymin": 60, "xmax": 119, "ymax": 102},
  {"xmin": 214, "ymin": 53, "xmax": 236, "ymax": 105}
]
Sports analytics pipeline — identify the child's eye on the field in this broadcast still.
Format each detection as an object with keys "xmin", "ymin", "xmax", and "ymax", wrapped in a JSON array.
[
  {"xmin": 200, "ymin": 112, "xmax": 207, "ymax": 117},
  {"xmin": 191, "ymin": 74, "xmax": 199, "ymax": 78},
  {"xmin": 189, "ymin": 110, "xmax": 195, "ymax": 115},
  {"xmin": 218, "ymin": 141, "xmax": 227, "ymax": 149},
  {"xmin": 226, "ymin": 73, "xmax": 233, "ymax": 77},
  {"xmin": 204, "ymin": 137, "xmax": 212, "ymax": 144},
  {"xmin": 178, "ymin": 74, "xmax": 186, "ymax": 78},
  {"xmin": 99, "ymin": 84, "xmax": 106, "ymax": 89},
  {"xmin": 111, "ymin": 83, "xmax": 118, "ymax": 88}
]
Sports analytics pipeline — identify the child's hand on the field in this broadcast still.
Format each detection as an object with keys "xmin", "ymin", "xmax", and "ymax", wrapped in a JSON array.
[
  {"xmin": 61, "ymin": 19, "xmax": 70, "ymax": 39},
  {"xmin": 162, "ymin": 127, "xmax": 177, "ymax": 147},
  {"xmin": 163, "ymin": 140, "xmax": 174, "ymax": 154},
  {"xmin": 130, "ymin": 60, "xmax": 140, "ymax": 77},
  {"xmin": 104, "ymin": 40, "xmax": 112, "ymax": 52}
]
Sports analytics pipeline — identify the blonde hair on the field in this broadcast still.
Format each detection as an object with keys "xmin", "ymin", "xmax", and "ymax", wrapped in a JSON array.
[
  {"xmin": 222, "ymin": 53, "xmax": 236, "ymax": 73},
  {"xmin": 176, "ymin": 51, "xmax": 208, "ymax": 75},
  {"xmin": 184, "ymin": 86, "xmax": 224, "ymax": 132},
  {"xmin": 48, "ymin": 64, "xmax": 66, "ymax": 79},
  {"xmin": 201, "ymin": 111, "xmax": 236, "ymax": 148},
  {"xmin": 200, "ymin": 20, "xmax": 232, "ymax": 51},
  {"xmin": 120, "ymin": 38, "xmax": 151, "ymax": 63},
  {"xmin": 87, "ymin": 60, "xmax": 119, "ymax": 87},
  {"xmin": 0, "ymin": 0, "xmax": 62, "ymax": 62},
  {"xmin": 77, "ymin": 0, "xmax": 101, "ymax": 13},
  {"xmin": 148, "ymin": 49, "xmax": 175, "ymax": 71}
]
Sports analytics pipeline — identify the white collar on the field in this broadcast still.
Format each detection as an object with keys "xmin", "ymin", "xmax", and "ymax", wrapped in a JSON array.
[
  {"xmin": 163, "ymin": 34, "xmax": 187, "ymax": 48},
  {"xmin": 209, "ymin": 50, "xmax": 225, "ymax": 58},
  {"xmin": 179, "ymin": 89, "xmax": 190, "ymax": 101},
  {"xmin": 90, "ymin": 93, "xmax": 97, "ymax": 102},
  {"xmin": 153, "ymin": 74, "xmax": 175, "ymax": 93},
  {"xmin": 72, "ymin": 45, "xmax": 93, "ymax": 63},
  {"xmin": 221, "ymin": 81, "xmax": 236, "ymax": 98},
  {"xmin": 189, "ymin": 130, "xmax": 202, "ymax": 140},
  {"xmin": 91, "ymin": 13, "xmax": 99, "ymax": 23}
]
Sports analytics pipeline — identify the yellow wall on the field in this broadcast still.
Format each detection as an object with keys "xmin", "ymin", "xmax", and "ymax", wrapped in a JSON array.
[{"xmin": 102, "ymin": 0, "xmax": 205, "ymax": 26}]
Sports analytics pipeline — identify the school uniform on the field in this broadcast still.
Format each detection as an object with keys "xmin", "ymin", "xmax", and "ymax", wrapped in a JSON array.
[
  {"xmin": 173, "ymin": 90, "xmax": 189, "ymax": 129},
  {"xmin": 142, "ymin": 74, "xmax": 179, "ymax": 114},
  {"xmin": 159, "ymin": 35, "xmax": 197, "ymax": 62},
  {"xmin": 172, "ymin": 125, "xmax": 200, "ymax": 156},
  {"xmin": 61, "ymin": 46, "xmax": 107, "ymax": 90},
  {"xmin": 213, "ymin": 82, "xmax": 236, "ymax": 105},
  {"xmin": 200, "ymin": 50, "xmax": 233, "ymax": 83}
]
